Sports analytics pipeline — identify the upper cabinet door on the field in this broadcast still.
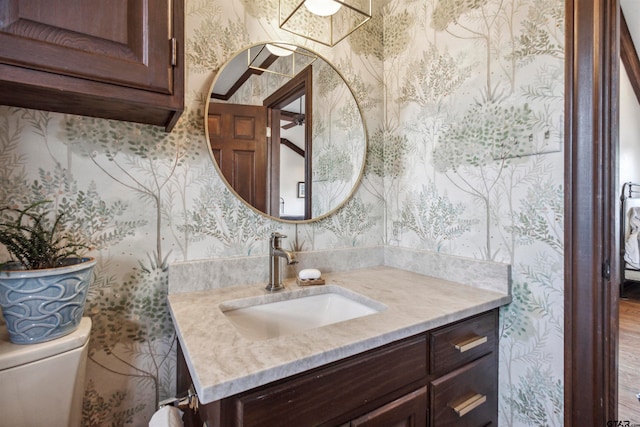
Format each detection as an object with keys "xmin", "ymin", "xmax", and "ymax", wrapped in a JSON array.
[
  {"xmin": 0, "ymin": 0, "xmax": 173, "ymax": 93},
  {"xmin": 0, "ymin": 0, "xmax": 184, "ymax": 131}
]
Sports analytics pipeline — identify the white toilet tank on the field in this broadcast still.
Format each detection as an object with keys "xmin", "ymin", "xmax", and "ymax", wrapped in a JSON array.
[{"xmin": 0, "ymin": 317, "xmax": 91, "ymax": 427}]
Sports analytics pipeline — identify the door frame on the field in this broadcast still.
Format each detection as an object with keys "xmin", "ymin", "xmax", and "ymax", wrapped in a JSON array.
[
  {"xmin": 565, "ymin": 0, "xmax": 619, "ymax": 424},
  {"xmin": 263, "ymin": 66, "xmax": 313, "ymax": 219}
]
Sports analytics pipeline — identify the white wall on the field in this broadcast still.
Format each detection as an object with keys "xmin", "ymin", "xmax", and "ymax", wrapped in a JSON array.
[
  {"xmin": 620, "ymin": 61, "xmax": 640, "ymax": 187},
  {"xmin": 280, "ymin": 124, "xmax": 305, "ymax": 216}
]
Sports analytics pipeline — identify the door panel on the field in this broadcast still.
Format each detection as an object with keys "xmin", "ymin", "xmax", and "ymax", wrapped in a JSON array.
[{"xmin": 208, "ymin": 103, "xmax": 268, "ymax": 212}]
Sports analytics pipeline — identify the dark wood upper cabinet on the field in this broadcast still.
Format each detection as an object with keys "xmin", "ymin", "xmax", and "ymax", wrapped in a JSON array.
[{"xmin": 0, "ymin": 0, "xmax": 184, "ymax": 132}]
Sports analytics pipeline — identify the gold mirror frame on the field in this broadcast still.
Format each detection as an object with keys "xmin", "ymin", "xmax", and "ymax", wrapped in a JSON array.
[{"xmin": 204, "ymin": 43, "xmax": 367, "ymax": 223}]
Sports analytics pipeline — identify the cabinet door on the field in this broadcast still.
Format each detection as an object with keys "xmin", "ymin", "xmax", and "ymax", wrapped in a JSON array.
[
  {"xmin": 349, "ymin": 387, "xmax": 428, "ymax": 427},
  {"xmin": 0, "ymin": 0, "xmax": 174, "ymax": 94},
  {"xmin": 0, "ymin": 0, "xmax": 183, "ymax": 131}
]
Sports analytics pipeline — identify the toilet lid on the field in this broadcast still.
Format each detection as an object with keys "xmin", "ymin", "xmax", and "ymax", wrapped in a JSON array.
[{"xmin": 0, "ymin": 317, "xmax": 92, "ymax": 370}]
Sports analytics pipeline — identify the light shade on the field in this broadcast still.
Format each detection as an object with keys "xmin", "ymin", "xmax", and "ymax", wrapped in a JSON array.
[
  {"xmin": 266, "ymin": 43, "xmax": 297, "ymax": 56},
  {"xmin": 279, "ymin": 0, "xmax": 372, "ymax": 47},
  {"xmin": 248, "ymin": 44, "xmax": 316, "ymax": 79},
  {"xmin": 304, "ymin": 0, "xmax": 342, "ymax": 16}
]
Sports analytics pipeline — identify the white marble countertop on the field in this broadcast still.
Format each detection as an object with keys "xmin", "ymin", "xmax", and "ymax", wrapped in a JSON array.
[{"xmin": 167, "ymin": 266, "xmax": 511, "ymax": 404}]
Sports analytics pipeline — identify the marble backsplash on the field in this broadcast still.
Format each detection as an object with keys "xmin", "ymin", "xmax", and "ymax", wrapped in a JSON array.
[
  {"xmin": 383, "ymin": 246, "xmax": 511, "ymax": 294},
  {"xmin": 168, "ymin": 246, "xmax": 510, "ymax": 295}
]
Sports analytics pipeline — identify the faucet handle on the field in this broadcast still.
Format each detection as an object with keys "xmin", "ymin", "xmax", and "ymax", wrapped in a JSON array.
[{"xmin": 270, "ymin": 232, "xmax": 287, "ymax": 249}]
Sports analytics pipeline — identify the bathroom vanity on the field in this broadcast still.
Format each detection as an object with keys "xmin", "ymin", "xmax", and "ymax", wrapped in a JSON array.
[{"xmin": 168, "ymin": 266, "xmax": 510, "ymax": 427}]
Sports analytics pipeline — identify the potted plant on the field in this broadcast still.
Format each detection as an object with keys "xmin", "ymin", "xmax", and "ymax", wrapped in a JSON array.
[{"xmin": 0, "ymin": 201, "xmax": 96, "ymax": 344}]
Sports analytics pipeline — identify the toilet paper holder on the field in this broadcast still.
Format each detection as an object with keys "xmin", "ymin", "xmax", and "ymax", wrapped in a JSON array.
[{"xmin": 159, "ymin": 384, "xmax": 198, "ymax": 413}]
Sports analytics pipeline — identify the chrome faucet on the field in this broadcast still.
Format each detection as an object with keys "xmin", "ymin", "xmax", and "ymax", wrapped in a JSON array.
[{"xmin": 266, "ymin": 232, "xmax": 297, "ymax": 292}]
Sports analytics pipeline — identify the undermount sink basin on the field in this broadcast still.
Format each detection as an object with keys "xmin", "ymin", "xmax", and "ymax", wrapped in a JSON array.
[{"xmin": 220, "ymin": 286, "xmax": 386, "ymax": 340}]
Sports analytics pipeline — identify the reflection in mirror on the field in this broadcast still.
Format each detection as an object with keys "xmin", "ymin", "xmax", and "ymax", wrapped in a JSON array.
[{"xmin": 205, "ymin": 43, "xmax": 366, "ymax": 222}]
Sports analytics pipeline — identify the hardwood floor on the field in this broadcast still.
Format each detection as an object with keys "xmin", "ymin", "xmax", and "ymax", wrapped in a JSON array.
[{"xmin": 619, "ymin": 291, "xmax": 640, "ymax": 422}]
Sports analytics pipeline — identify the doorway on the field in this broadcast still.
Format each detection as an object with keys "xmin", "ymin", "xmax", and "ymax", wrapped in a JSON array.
[
  {"xmin": 617, "ymin": 4, "xmax": 640, "ymax": 420},
  {"xmin": 263, "ymin": 66, "xmax": 313, "ymax": 220},
  {"xmin": 564, "ymin": 0, "xmax": 619, "ymax": 424}
]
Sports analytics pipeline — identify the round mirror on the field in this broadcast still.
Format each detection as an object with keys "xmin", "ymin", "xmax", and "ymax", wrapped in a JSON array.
[{"xmin": 205, "ymin": 43, "xmax": 366, "ymax": 222}]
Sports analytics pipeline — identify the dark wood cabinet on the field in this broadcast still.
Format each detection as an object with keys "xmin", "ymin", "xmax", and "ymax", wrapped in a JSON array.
[
  {"xmin": 0, "ymin": 0, "xmax": 184, "ymax": 131},
  {"xmin": 178, "ymin": 309, "xmax": 499, "ymax": 427},
  {"xmin": 429, "ymin": 310, "xmax": 498, "ymax": 426}
]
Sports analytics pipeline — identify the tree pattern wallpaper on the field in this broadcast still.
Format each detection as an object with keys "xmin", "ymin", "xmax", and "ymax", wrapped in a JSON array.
[{"xmin": 0, "ymin": 0, "xmax": 564, "ymax": 425}]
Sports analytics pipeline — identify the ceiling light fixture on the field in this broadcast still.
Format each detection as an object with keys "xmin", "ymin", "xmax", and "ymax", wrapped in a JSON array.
[
  {"xmin": 266, "ymin": 43, "xmax": 297, "ymax": 57},
  {"xmin": 248, "ymin": 44, "xmax": 316, "ymax": 79},
  {"xmin": 279, "ymin": 0, "xmax": 371, "ymax": 47}
]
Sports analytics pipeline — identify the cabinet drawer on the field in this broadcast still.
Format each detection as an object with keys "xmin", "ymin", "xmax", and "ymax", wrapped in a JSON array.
[
  {"xmin": 232, "ymin": 335, "xmax": 427, "ymax": 427},
  {"xmin": 430, "ymin": 311, "xmax": 496, "ymax": 376},
  {"xmin": 349, "ymin": 386, "xmax": 428, "ymax": 427},
  {"xmin": 430, "ymin": 354, "xmax": 497, "ymax": 427}
]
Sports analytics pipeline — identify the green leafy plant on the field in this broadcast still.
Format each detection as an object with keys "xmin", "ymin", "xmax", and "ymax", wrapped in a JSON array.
[{"xmin": 0, "ymin": 200, "xmax": 87, "ymax": 270}]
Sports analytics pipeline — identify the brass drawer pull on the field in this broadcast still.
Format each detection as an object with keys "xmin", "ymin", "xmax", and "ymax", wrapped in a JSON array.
[
  {"xmin": 454, "ymin": 335, "xmax": 487, "ymax": 352},
  {"xmin": 451, "ymin": 394, "xmax": 487, "ymax": 417}
]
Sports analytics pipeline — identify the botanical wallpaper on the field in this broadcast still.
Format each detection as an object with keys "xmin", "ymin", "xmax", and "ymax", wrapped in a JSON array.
[
  {"xmin": 380, "ymin": 0, "xmax": 565, "ymax": 425},
  {"xmin": 0, "ymin": 0, "xmax": 563, "ymax": 426}
]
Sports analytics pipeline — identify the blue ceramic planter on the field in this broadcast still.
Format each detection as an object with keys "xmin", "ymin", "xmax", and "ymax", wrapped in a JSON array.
[{"xmin": 0, "ymin": 258, "xmax": 96, "ymax": 344}]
